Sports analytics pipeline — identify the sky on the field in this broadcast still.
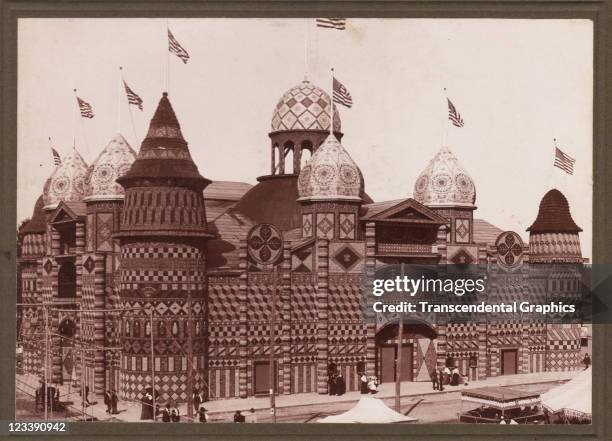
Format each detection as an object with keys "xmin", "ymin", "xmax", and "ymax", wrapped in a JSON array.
[{"xmin": 18, "ymin": 18, "xmax": 593, "ymax": 258}]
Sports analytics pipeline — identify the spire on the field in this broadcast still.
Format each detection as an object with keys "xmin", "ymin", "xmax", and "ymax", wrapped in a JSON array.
[{"xmin": 117, "ymin": 92, "xmax": 210, "ymax": 189}]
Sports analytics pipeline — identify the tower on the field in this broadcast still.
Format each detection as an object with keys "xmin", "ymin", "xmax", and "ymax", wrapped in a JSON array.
[
  {"xmin": 82, "ymin": 133, "xmax": 136, "ymax": 393},
  {"xmin": 269, "ymin": 79, "xmax": 342, "ymax": 176},
  {"xmin": 115, "ymin": 92, "xmax": 213, "ymax": 403},
  {"xmin": 413, "ymin": 145, "xmax": 478, "ymax": 263},
  {"xmin": 297, "ymin": 133, "xmax": 364, "ymax": 394},
  {"xmin": 527, "ymin": 189, "xmax": 583, "ymax": 263}
]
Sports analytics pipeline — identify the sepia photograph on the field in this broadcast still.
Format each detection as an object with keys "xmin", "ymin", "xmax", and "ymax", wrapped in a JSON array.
[{"xmin": 15, "ymin": 17, "xmax": 593, "ymax": 425}]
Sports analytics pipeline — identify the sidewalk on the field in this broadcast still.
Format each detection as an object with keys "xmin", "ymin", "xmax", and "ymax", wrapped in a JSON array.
[{"xmin": 17, "ymin": 369, "xmax": 579, "ymax": 422}]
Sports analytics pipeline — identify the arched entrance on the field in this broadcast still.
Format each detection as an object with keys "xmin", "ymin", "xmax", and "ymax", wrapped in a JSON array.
[
  {"xmin": 58, "ymin": 318, "xmax": 76, "ymax": 385},
  {"xmin": 58, "ymin": 262, "xmax": 77, "ymax": 299},
  {"xmin": 375, "ymin": 320, "xmax": 437, "ymax": 383}
]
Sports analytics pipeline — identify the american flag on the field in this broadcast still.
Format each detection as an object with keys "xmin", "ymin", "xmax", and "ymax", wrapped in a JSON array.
[
  {"xmin": 76, "ymin": 96, "xmax": 94, "ymax": 118},
  {"xmin": 554, "ymin": 146, "xmax": 575, "ymax": 175},
  {"xmin": 123, "ymin": 80, "xmax": 143, "ymax": 111},
  {"xmin": 333, "ymin": 77, "xmax": 353, "ymax": 108},
  {"xmin": 168, "ymin": 29, "xmax": 190, "ymax": 64},
  {"xmin": 447, "ymin": 98, "xmax": 464, "ymax": 127},
  {"xmin": 316, "ymin": 18, "xmax": 347, "ymax": 30},
  {"xmin": 51, "ymin": 144, "xmax": 61, "ymax": 166}
]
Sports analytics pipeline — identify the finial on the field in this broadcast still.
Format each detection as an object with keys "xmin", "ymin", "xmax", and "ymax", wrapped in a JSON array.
[
  {"xmin": 119, "ymin": 66, "xmax": 123, "ymax": 71},
  {"xmin": 163, "ymin": 92, "xmax": 168, "ymax": 97},
  {"xmin": 73, "ymin": 88, "xmax": 77, "ymax": 92}
]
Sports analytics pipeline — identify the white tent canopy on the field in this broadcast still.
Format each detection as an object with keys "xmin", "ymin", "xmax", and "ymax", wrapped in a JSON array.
[
  {"xmin": 541, "ymin": 367, "xmax": 591, "ymax": 420},
  {"xmin": 318, "ymin": 396, "xmax": 418, "ymax": 424}
]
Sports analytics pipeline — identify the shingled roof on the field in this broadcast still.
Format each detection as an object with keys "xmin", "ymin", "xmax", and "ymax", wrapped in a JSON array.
[
  {"xmin": 20, "ymin": 196, "xmax": 46, "ymax": 234},
  {"xmin": 527, "ymin": 189, "xmax": 582, "ymax": 233}
]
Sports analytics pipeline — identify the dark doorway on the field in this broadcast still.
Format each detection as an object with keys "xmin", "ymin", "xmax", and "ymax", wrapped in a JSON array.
[
  {"xmin": 254, "ymin": 361, "xmax": 276, "ymax": 395},
  {"xmin": 501, "ymin": 349, "xmax": 518, "ymax": 375},
  {"xmin": 379, "ymin": 344, "xmax": 413, "ymax": 383},
  {"xmin": 59, "ymin": 318, "xmax": 76, "ymax": 385},
  {"xmin": 58, "ymin": 262, "xmax": 77, "ymax": 298}
]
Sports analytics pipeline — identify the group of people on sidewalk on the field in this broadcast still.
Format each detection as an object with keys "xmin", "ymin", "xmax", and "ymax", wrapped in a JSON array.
[
  {"xmin": 430, "ymin": 366, "xmax": 468, "ymax": 391},
  {"xmin": 233, "ymin": 408, "xmax": 257, "ymax": 423},
  {"xmin": 103, "ymin": 390, "xmax": 119, "ymax": 414},
  {"xmin": 140, "ymin": 387, "xmax": 211, "ymax": 422}
]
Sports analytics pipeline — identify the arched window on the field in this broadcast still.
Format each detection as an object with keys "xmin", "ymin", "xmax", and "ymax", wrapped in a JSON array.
[
  {"xmin": 145, "ymin": 321, "xmax": 151, "ymax": 337},
  {"xmin": 125, "ymin": 321, "xmax": 131, "ymax": 336},
  {"xmin": 133, "ymin": 321, "xmax": 141, "ymax": 337},
  {"xmin": 172, "ymin": 321, "xmax": 179, "ymax": 336},
  {"xmin": 195, "ymin": 322, "xmax": 200, "ymax": 336},
  {"xmin": 158, "ymin": 321, "xmax": 166, "ymax": 337},
  {"xmin": 300, "ymin": 141, "xmax": 313, "ymax": 170},
  {"xmin": 283, "ymin": 141, "xmax": 294, "ymax": 174}
]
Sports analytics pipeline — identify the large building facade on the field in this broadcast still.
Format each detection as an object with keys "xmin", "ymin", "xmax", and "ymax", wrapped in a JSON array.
[{"xmin": 17, "ymin": 79, "xmax": 586, "ymax": 403}]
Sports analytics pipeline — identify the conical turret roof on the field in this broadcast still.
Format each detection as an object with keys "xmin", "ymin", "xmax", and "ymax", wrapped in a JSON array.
[
  {"xmin": 20, "ymin": 195, "xmax": 46, "ymax": 234},
  {"xmin": 117, "ymin": 92, "xmax": 210, "ymax": 189},
  {"xmin": 527, "ymin": 189, "xmax": 582, "ymax": 233},
  {"xmin": 43, "ymin": 147, "xmax": 88, "ymax": 210}
]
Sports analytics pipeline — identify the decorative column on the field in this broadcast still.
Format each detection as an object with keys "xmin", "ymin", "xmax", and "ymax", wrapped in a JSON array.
[
  {"xmin": 315, "ymin": 239, "xmax": 329, "ymax": 394},
  {"xmin": 477, "ymin": 323, "xmax": 487, "ymax": 380},
  {"xmin": 238, "ymin": 240, "xmax": 248, "ymax": 398},
  {"xmin": 364, "ymin": 222, "xmax": 377, "ymax": 377},
  {"xmin": 281, "ymin": 243, "xmax": 292, "ymax": 394},
  {"xmin": 93, "ymin": 254, "xmax": 106, "ymax": 394}
]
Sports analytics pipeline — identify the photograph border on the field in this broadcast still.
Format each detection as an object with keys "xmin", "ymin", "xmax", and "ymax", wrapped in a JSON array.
[{"xmin": 1, "ymin": 1, "xmax": 610, "ymax": 439}]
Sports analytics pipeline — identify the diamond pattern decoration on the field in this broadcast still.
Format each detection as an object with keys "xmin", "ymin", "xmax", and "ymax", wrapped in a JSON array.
[
  {"xmin": 316, "ymin": 213, "xmax": 334, "ymax": 239},
  {"xmin": 332, "ymin": 244, "xmax": 361, "ymax": 271},
  {"xmin": 302, "ymin": 213, "xmax": 313, "ymax": 237},
  {"xmin": 271, "ymin": 81, "xmax": 341, "ymax": 132},
  {"xmin": 455, "ymin": 218, "xmax": 470, "ymax": 243},
  {"xmin": 83, "ymin": 256, "xmax": 95, "ymax": 273},
  {"xmin": 292, "ymin": 247, "xmax": 313, "ymax": 273},
  {"xmin": 44, "ymin": 259, "xmax": 53, "ymax": 275},
  {"xmin": 338, "ymin": 213, "xmax": 355, "ymax": 240}
]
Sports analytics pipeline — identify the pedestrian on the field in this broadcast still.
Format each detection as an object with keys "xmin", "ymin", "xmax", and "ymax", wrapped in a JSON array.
[
  {"xmin": 104, "ymin": 390, "xmax": 112, "ymax": 414},
  {"xmin": 192, "ymin": 387, "xmax": 201, "ymax": 413},
  {"xmin": 499, "ymin": 415, "xmax": 507, "ymax": 424},
  {"xmin": 328, "ymin": 371, "xmax": 337, "ymax": 395},
  {"xmin": 367, "ymin": 376, "xmax": 378, "ymax": 394},
  {"xmin": 198, "ymin": 406, "xmax": 208, "ymax": 423},
  {"xmin": 111, "ymin": 390, "xmax": 119, "ymax": 414},
  {"xmin": 170, "ymin": 405, "xmax": 180, "ymax": 422},
  {"xmin": 583, "ymin": 353, "xmax": 591, "ymax": 370},
  {"xmin": 161, "ymin": 404, "xmax": 171, "ymax": 422},
  {"xmin": 140, "ymin": 392, "xmax": 153, "ymax": 420},
  {"xmin": 430, "ymin": 370, "xmax": 438, "ymax": 390},
  {"xmin": 83, "ymin": 385, "xmax": 92, "ymax": 405},
  {"xmin": 359, "ymin": 372, "xmax": 369, "ymax": 394},
  {"xmin": 438, "ymin": 368, "xmax": 445, "ymax": 391},
  {"xmin": 234, "ymin": 410, "xmax": 245, "ymax": 423},
  {"xmin": 335, "ymin": 373, "xmax": 346, "ymax": 396}
]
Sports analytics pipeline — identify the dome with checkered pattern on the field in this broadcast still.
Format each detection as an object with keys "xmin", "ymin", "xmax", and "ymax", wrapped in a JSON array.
[
  {"xmin": 271, "ymin": 80, "xmax": 341, "ymax": 133},
  {"xmin": 43, "ymin": 147, "xmax": 89, "ymax": 210}
]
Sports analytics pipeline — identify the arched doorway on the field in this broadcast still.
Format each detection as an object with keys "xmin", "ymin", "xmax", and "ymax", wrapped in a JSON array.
[
  {"xmin": 375, "ymin": 320, "xmax": 437, "ymax": 383},
  {"xmin": 58, "ymin": 318, "xmax": 76, "ymax": 385},
  {"xmin": 58, "ymin": 262, "xmax": 76, "ymax": 299}
]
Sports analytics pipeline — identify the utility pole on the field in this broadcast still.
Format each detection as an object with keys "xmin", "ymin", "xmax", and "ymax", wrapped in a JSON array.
[
  {"xmin": 269, "ymin": 266, "xmax": 277, "ymax": 423},
  {"xmin": 43, "ymin": 304, "xmax": 49, "ymax": 421},
  {"xmin": 395, "ymin": 263, "xmax": 405, "ymax": 413},
  {"xmin": 149, "ymin": 308, "xmax": 156, "ymax": 420},
  {"xmin": 186, "ymin": 270, "xmax": 194, "ymax": 420}
]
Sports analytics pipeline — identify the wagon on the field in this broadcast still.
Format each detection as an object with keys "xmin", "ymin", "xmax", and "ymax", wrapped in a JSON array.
[{"xmin": 458, "ymin": 387, "xmax": 545, "ymax": 424}]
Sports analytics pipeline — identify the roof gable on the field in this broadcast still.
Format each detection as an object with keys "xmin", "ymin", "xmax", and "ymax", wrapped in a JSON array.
[
  {"xmin": 49, "ymin": 201, "xmax": 86, "ymax": 224},
  {"xmin": 361, "ymin": 198, "xmax": 447, "ymax": 225}
]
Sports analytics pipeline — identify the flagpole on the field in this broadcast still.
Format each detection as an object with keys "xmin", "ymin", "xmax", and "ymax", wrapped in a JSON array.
[
  {"xmin": 442, "ymin": 88, "xmax": 448, "ymax": 147},
  {"xmin": 166, "ymin": 20, "xmax": 170, "ymax": 93},
  {"xmin": 72, "ymin": 89, "xmax": 77, "ymax": 150},
  {"xmin": 117, "ymin": 67, "xmax": 122, "ymax": 134},
  {"xmin": 330, "ymin": 67, "xmax": 334, "ymax": 137},
  {"xmin": 304, "ymin": 19, "xmax": 310, "ymax": 81},
  {"xmin": 121, "ymin": 68, "xmax": 139, "ymax": 144}
]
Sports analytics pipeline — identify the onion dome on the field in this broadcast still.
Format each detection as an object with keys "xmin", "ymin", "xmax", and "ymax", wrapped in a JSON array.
[
  {"xmin": 43, "ymin": 148, "xmax": 88, "ymax": 210},
  {"xmin": 271, "ymin": 79, "xmax": 341, "ymax": 133},
  {"xmin": 117, "ymin": 92, "xmax": 210, "ymax": 189},
  {"xmin": 527, "ymin": 189, "xmax": 582, "ymax": 233},
  {"xmin": 20, "ymin": 195, "xmax": 46, "ymax": 234},
  {"xmin": 84, "ymin": 134, "xmax": 136, "ymax": 201},
  {"xmin": 413, "ymin": 146, "xmax": 476, "ymax": 207},
  {"xmin": 297, "ymin": 134, "xmax": 363, "ymax": 201}
]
